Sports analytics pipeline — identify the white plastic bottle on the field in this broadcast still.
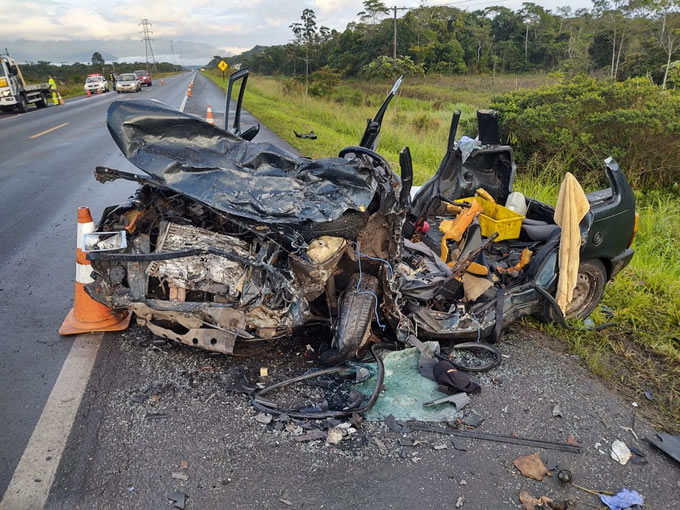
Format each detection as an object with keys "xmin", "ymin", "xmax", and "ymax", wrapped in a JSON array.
[{"xmin": 505, "ymin": 191, "xmax": 528, "ymax": 216}]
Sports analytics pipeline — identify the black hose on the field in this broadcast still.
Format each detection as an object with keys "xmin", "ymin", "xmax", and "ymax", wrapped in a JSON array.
[{"xmin": 250, "ymin": 344, "xmax": 386, "ymax": 419}]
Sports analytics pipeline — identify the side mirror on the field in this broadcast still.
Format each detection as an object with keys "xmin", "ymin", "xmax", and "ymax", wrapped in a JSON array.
[
  {"xmin": 240, "ymin": 124, "xmax": 260, "ymax": 141},
  {"xmin": 224, "ymin": 68, "xmax": 249, "ymax": 137}
]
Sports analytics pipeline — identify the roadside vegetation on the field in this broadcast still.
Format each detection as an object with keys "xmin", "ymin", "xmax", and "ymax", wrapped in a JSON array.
[{"xmin": 205, "ymin": 68, "xmax": 680, "ymax": 429}]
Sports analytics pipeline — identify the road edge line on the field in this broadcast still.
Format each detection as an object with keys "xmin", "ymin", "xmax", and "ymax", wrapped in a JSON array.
[{"xmin": 0, "ymin": 333, "xmax": 104, "ymax": 510}]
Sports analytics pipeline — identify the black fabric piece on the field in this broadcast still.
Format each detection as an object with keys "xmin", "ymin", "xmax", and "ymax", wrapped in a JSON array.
[
  {"xmin": 433, "ymin": 359, "xmax": 481, "ymax": 393},
  {"xmin": 106, "ymin": 100, "xmax": 381, "ymax": 224}
]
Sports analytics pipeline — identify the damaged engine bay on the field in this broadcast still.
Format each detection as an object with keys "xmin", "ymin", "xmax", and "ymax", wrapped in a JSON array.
[{"xmin": 84, "ymin": 72, "xmax": 636, "ymax": 369}]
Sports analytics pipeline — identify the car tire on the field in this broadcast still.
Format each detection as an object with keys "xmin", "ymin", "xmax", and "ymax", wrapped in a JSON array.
[
  {"xmin": 36, "ymin": 92, "xmax": 48, "ymax": 108},
  {"xmin": 321, "ymin": 273, "xmax": 378, "ymax": 365},
  {"xmin": 291, "ymin": 211, "xmax": 368, "ymax": 242},
  {"xmin": 540, "ymin": 259, "xmax": 607, "ymax": 322},
  {"xmin": 148, "ymin": 82, "xmax": 152, "ymax": 87},
  {"xmin": 17, "ymin": 94, "xmax": 28, "ymax": 113}
]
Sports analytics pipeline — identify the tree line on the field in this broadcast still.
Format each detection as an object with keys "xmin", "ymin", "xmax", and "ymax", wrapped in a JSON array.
[
  {"xmin": 213, "ymin": 0, "xmax": 679, "ymax": 88},
  {"xmin": 19, "ymin": 51, "xmax": 181, "ymax": 86}
]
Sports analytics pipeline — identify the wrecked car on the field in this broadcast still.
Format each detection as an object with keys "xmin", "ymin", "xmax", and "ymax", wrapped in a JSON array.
[
  {"xmin": 84, "ymin": 71, "xmax": 637, "ymax": 362},
  {"xmin": 399, "ymin": 109, "xmax": 638, "ymax": 342}
]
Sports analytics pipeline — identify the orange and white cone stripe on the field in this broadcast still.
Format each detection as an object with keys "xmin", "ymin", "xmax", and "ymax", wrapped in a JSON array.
[
  {"xmin": 59, "ymin": 207, "xmax": 131, "ymax": 336},
  {"xmin": 206, "ymin": 105, "xmax": 215, "ymax": 125}
]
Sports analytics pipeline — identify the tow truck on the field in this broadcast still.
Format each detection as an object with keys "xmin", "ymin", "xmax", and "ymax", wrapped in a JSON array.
[{"xmin": 0, "ymin": 55, "xmax": 52, "ymax": 113}]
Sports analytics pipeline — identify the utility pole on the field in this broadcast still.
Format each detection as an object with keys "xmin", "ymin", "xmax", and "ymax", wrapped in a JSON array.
[
  {"xmin": 139, "ymin": 19, "xmax": 159, "ymax": 74},
  {"xmin": 390, "ymin": 6, "xmax": 410, "ymax": 61},
  {"xmin": 170, "ymin": 40, "xmax": 176, "ymax": 71}
]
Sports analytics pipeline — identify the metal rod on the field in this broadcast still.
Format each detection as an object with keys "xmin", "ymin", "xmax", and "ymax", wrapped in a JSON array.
[{"xmin": 410, "ymin": 424, "xmax": 583, "ymax": 453}]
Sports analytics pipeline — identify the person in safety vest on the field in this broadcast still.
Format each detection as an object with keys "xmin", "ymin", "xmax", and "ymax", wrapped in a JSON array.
[{"xmin": 48, "ymin": 75, "xmax": 59, "ymax": 105}]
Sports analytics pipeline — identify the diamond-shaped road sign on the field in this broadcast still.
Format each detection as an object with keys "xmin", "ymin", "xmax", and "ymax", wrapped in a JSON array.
[{"xmin": 218, "ymin": 60, "xmax": 228, "ymax": 72}]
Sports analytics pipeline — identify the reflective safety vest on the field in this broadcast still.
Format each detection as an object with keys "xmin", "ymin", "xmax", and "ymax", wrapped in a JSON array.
[{"xmin": 48, "ymin": 78, "xmax": 57, "ymax": 90}]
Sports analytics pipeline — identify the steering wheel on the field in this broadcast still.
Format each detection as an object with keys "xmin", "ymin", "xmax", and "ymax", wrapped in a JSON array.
[{"xmin": 338, "ymin": 145, "xmax": 391, "ymax": 171}]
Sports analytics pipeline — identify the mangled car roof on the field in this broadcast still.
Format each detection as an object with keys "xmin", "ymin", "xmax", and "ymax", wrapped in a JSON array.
[{"xmin": 106, "ymin": 99, "xmax": 378, "ymax": 223}]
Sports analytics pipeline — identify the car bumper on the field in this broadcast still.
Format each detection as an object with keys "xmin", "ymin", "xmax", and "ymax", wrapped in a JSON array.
[
  {"xmin": 0, "ymin": 96, "xmax": 17, "ymax": 105},
  {"xmin": 609, "ymin": 248, "xmax": 634, "ymax": 278},
  {"xmin": 116, "ymin": 86, "xmax": 138, "ymax": 92}
]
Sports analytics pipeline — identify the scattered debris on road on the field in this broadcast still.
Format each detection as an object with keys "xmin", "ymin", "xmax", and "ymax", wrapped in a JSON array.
[
  {"xmin": 294, "ymin": 130, "xmax": 317, "ymax": 139},
  {"xmin": 513, "ymin": 452, "xmax": 551, "ymax": 481}
]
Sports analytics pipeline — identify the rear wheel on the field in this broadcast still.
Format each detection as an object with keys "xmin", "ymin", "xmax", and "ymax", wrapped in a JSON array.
[
  {"xmin": 566, "ymin": 259, "xmax": 607, "ymax": 319},
  {"xmin": 321, "ymin": 273, "xmax": 378, "ymax": 365},
  {"xmin": 539, "ymin": 259, "xmax": 607, "ymax": 322}
]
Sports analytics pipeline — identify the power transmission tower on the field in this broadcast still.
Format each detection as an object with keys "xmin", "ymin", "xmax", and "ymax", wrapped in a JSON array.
[
  {"xmin": 390, "ymin": 6, "xmax": 410, "ymax": 61},
  {"xmin": 139, "ymin": 19, "xmax": 158, "ymax": 73}
]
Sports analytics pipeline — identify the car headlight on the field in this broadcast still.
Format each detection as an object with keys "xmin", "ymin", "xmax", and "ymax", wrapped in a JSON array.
[{"xmin": 1, "ymin": 89, "xmax": 11, "ymax": 97}]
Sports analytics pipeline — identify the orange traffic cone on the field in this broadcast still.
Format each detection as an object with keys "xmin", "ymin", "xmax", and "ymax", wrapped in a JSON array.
[
  {"xmin": 87, "ymin": 89, "xmax": 92, "ymax": 97},
  {"xmin": 206, "ymin": 105, "xmax": 215, "ymax": 125},
  {"xmin": 59, "ymin": 207, "xmax": 131, "ymax": 335},
  {"xmin": 58, "ymin": 92, "xmax": 64, "ymax": 105},
  {"xmin": 187, "ymin": 87, "xmax": 192, "ymax": 97},
  {"xmin": 97, "ymin": 88, "xmax": 102, "ymax": 95}
]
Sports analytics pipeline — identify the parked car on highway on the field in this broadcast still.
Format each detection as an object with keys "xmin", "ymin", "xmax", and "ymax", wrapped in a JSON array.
[
  {"xmin": 84, "ymin": 74, "xmax": 108, "ymax": 94},
  {"xmin": 86, "ymin": 71, "xmax": 637, "ymax": 362},
  {"xmin": 134, "ymin": 70, "xmax": 152, "ymax": 87},
  {"xmin": 115, "ymin": 73, "xmax": 141, "ymax": 93}
]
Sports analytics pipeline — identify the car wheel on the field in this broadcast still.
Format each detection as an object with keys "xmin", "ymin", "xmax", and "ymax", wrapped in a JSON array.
[
  {"xmin": 36, "ymin": 92, "xmax": 48, "ymax": 108},
  {"xmin": 565, "ymin": 259, "xmax": 607, "ymax": 319},
  {"xmin": 17, "ymin": 94, "xmax": 28, "ymax": 113},
  {"xmin": 321, "ymin": 273, "xmax": 378, "ymax": 365},
  {"xmin": 539, "ymin": 259, "xmax": 607, "ymax": 322}
]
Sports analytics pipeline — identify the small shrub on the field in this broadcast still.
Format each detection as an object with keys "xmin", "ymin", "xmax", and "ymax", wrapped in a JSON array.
[
  {"xmin": 281, "ymin": 78, "xmax": 303, "ymax": 96},
  {"xmin": 362, "ymin": 56, "xmax": 425, "ymax": 80},
  {"xmin": 491, "ymin": 75, "xmax": 680, "ymax": 188},
  {"xmin": 331, "ymin": 87, "xmax": 363, "ymax": 106},
  {"xmin": 308, "ymin": 66, "xmax": 340, "ymax": 98},
  {"xmin": 412, "ymin": 112, "xmax": 441, "ymax": 132}
]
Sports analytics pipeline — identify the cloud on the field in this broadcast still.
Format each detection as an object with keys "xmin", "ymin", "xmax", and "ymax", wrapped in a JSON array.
[{"xmin": 1, "ymin": 0, "xmax": 593, "ymax": 64}]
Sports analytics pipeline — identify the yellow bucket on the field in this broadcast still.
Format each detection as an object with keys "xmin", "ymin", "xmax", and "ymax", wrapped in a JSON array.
[{"xmin": 461, "ymin": 196, "xmax": 523, "ymax": 241}]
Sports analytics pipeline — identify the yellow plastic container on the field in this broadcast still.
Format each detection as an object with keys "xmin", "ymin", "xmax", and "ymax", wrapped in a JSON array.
[{"xmin": 460, "ymin": 196, "xmax": 523, "ymax": 241}]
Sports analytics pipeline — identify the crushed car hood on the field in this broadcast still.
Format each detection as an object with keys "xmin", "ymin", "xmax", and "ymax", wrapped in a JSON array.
[{"xmin": 106, "ymin": 99, "xmax": 378, "ymax": 223}]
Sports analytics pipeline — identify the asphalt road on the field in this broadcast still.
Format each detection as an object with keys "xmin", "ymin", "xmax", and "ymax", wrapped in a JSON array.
[{"xmin": 1, "ymin": 72, "xmax": 678, "ymax": 509}]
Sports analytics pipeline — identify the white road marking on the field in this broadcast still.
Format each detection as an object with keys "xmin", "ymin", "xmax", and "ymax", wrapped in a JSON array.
[
  {"xmin": 0, "ymin": 333, "xmax": 103, "ymax": 510},
  {"xmin": 179, "ymin": 93, "xmax": 188, "ymax": 112}
]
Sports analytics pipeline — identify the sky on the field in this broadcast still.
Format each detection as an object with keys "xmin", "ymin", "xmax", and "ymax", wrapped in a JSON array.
[{"xmin": 0, "ymin": 0, "xmax": 594, "ymax": 65}]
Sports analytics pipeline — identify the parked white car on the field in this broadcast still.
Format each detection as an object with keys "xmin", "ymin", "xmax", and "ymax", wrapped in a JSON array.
[{"xmin": 84, "ymin": 75, "xmax": 109, "ymax": 94}]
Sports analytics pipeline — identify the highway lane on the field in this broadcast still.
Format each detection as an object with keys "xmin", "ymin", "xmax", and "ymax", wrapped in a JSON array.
[
  {"xmin": 0, "ymin": 70, "xmax": 299, "ymax": 502},
  {"xmin": 0, "ymin": 72, "xmax": 194, "ymax": 495}
]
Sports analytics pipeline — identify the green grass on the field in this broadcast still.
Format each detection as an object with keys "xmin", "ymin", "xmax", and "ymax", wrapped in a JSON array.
[{"xmin": 205, "ymin": 69, "xmax": 680, "ymax": 429}]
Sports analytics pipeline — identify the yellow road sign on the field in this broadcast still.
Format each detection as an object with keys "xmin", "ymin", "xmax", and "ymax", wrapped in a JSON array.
[{"xmin": 218, "ymin": 60, "xmax": 228, "ymax": 72}]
